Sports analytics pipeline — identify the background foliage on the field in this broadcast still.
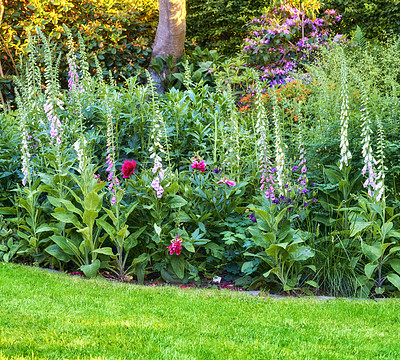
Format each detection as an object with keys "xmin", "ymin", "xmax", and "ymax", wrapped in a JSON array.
[
  {"xmin": 0, "ymin": 0, "xmax": 158, "ymax": 104},
  {"xmin": 186, "ymin": 0, "xmax": 269, "ymax": 55},
  {"xmin": 322, "ymin": 0, "xmax": 400, "ymax": 39}
]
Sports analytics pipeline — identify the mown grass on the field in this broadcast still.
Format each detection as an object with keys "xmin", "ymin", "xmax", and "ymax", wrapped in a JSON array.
[{"xmin": 0, "ymin": 263, "xmax": 399, "ymax": 360}]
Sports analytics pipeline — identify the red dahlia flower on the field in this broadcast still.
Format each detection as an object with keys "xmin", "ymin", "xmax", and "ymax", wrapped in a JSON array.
[{"xmin": 121, "ymin": 159, "xmax": 136, "ymax": 178}]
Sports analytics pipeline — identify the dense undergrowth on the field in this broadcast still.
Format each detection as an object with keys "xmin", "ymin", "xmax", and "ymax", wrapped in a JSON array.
[{"xmin": 1, "ymin": 2, "xmax": 400, "ymax": 299}]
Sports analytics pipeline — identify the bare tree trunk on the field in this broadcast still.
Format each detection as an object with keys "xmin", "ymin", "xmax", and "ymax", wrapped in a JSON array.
[
  {"xmin": 0, "ymin": 0, "xmax": 4, "ymax": 24},
  {"xmin": 150, "ymin": 0, "xmax": 186, "ymax": 92}
]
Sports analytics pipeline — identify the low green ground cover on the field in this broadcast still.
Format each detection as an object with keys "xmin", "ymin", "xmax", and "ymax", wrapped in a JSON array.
[{"xmin": 0, "ymin": 264, "xmax": 399, "ymax": 360}]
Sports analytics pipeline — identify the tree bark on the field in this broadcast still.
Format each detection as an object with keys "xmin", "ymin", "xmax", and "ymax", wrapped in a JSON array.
[{"xmin": 150, "ymin": 0, "xmax": 186, "ymax": 92}]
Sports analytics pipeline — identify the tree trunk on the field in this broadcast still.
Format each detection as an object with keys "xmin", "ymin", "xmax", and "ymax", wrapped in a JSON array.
[{"xmin": 150, "ymin": 0, "xmax": 186, "ymax": 92}]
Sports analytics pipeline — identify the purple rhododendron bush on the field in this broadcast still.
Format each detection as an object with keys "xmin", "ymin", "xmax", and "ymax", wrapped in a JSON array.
[
  {"xmin": 1, "ymin": 1, "xmax": 400, "ymax": 299},
  {"xmin": 243, "ymin": 3, "xmax": 343, "ymax": 85}
]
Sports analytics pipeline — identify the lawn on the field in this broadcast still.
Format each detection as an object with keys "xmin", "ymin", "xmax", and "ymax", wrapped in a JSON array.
[{"xmin": 0, "ymin": 264, "xmax": 399, "ymax": 360}]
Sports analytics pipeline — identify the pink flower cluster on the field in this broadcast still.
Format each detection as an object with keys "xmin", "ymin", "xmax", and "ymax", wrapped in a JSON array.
[
  {"xmin": 150, "ymin": 153, "xmax": 165, "ymax": 198},
  {"xmin": 167, "ymin": 235, "xmax": 182, "ymax": 256},
  {"xmin": 44, "ymin": 101, "xmax": 62, "ymax": 144},
  {"xmin": 191, "ymin": 157, "xmax": 206, "ymax": 172},
  {"xmin": 217, "ymin": 177, "xmax": 236, "ymax": 186},
  {"xmin": 263, "ymin": 167, "xmax": 276, "ymax": 200}
]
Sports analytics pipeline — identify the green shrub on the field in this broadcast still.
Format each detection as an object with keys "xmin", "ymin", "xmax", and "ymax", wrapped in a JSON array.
[
  {"xmin": 322, "ymin": 0, "xmax": 400, "ymax": 39},
  {"xmin": 0, "ymin": 0, "xmax": 158, "ymax": 105},
  {"xmin": 186, "ymin": 0, "xmax": 270, "ymax": 55}
]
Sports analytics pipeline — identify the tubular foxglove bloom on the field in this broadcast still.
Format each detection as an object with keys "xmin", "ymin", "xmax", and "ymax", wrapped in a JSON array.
[
  {"xmin": 146, "ymin": 70, "xmax": 170, "ymax": 199},
  {"xmin": 255, "ymin": 79, "xmax": 274, "ymax": 196},
  {"xmin": 375, "ymin": 118, "xmax": 386, "ymax": 202},
  {"xmin": 67, "ymin": 57, "xmax": 81, "ymax": 93},
  {"xmin": 271, "ymin": 92, "xmax": 286, "ymax": 195},
  {"xmin": 338, "ymin": 55, "xmax": 352, "ymax": 170},
  {"xmin": 104, "ymin": 101, "xmax": 119, "ymax": 205},
  {"xmin": 73, "ymin": 138, "xmax": 87, "ymax": 173},
  {"xmin": 359, "ymin": 78, "xmax": 378, "ymax": 200},
  {"xmin": 293, "ymin": 105, "xmax": 308, "ymax": 193},
  {"xmin": 16, "ymin": 92, "xmax": 31, "ymax": 186},
  {"xmin": 44, "ymin": 100, "xmax": 63, "ymax": 144},
  {"xmin": 222, "ymin": 84, "xmax": 241, "ymax": 176}
]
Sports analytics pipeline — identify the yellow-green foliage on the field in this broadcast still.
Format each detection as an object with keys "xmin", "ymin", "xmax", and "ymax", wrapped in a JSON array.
[{"xmin": 0, "ymin": 0, "xmax": 158, "ymax": 101}]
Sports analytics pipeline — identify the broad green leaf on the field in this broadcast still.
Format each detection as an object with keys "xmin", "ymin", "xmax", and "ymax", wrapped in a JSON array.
[
  {"xmin": 82, "ymin": 210, "xmax": 99, "ymax": 227},
  {"xmin": 248, "ymin": 227, "xmax": 269, "ymax": 248},
  {"xmin": 136, "ymin": 260, "xmax": 148, "ymax": 284},
  {"xmin": 387, "ymin": 230, "xmax": 400, "ymax": 239},
  {"xmin": 284, "ymin": 278, "xmax": 297, "ymax": 291},
  {"xmin": 154, "ymin": 223, "xmax": 162, "ymax": 237},
  {"xmin": 241, "ymin": 261, "xmax": 255, "ymax": 275},
  {"xmin": 167, "ymin": 195, "xmax": 187, "ymax": 209},
  {"xmin": 387, "ymin": 273, "xmax": 400, "ymax": 291},
  {"xmin": 77, "ymin": 227, "xmax": 90, "ymax": 242},
  {"xmin": 0, "ymin": 245, "xmax": 8, "ymax": 251},
  {"xmin": 389, "ymin": 246, "xmax": 400, "ymax": 255},
  {"xmin": 131, "ymin": 253, "xmax": 148, "ymax": 265},
  {"xmin": 305, "ymin": 280, "xmax": 319, "ymax": 288},
  {"xmin": 45, "ymin": 244, "xmax": 70, "ymax": 262},
  {"xmin": 350, "ymin": 221, "xmax": 371, "ymax": 237},
  {"xmin": 36, "ymin": 225, "xmax": 58, "ymax": 233},
  {"xmin": 103, "ymin": 208, "xmax": 117, "ymax": 224},
  {"xmin": 50, "ymin": 235, "xmax": 75, "ymax": 256},
  {"xmin": 263, "ymin": 269, "xmax": 272, "ymax": 279},
  {"xmin": 96, "ymin": 219, "xmax": 115, "ymax": 238},
  {"xmin": 365, "ymin": 263, "xmax": 378, "ymax": 279},
  {"xmin": 51, "ymin": 212, "xmax": 81, "ymax": 228},
  {"xmin": 290, "ymin": 247, "xmax": 314, "ymax": 261},
  {"xmin": 59, "ymin": 199, "xmax": 83, "ymax": 216},
  {"xmin": 84, "ymin": 191, "xmax": 102, "ymax": 211},
  {"xmin": 361, "ymin": 242, "xmax": 383, "ymax": 262},
  {"xmin": 389, "ymin": 259, "xmax": 400, "ymax": 275},
  {"xmin": 170, "ymin": 255, "xmax": 185, "ymax": 279},
  {"xmin": 47, "ymin": 196, "xmax": 62, "ymax": 208},
  {"xmin": 124, "ymin": 226, "xmax": 146, "ymax": 251},
  {"xmin": 160, "ymin": 268, "xmax": 180, "ymax": 283},
  {"xmin": 183, "ymin": 242, "xmax": 195, "ymax": 252},
  {"xmin": 80, "ymin": 259, "xmax": 100, "ymax": 279},
  {"xmin": 0, "ymin": 207, "xmax": 17, "ymax": 215},
  {"xmin": 305, "ymin": 264, "xmax": 316, "ymax": 272},
  {"xmin": 92, "ymin": 247, "xmax": 115, "ymax": 256},
  {"xmin": 382, "ymin": 222, "xmax": 394, "ymax": 240}
]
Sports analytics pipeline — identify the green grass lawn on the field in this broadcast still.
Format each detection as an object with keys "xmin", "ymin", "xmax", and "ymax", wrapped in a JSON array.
[{"xmin": 0, "ymin": 264, "xmax": 399, "ymax": 360}]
